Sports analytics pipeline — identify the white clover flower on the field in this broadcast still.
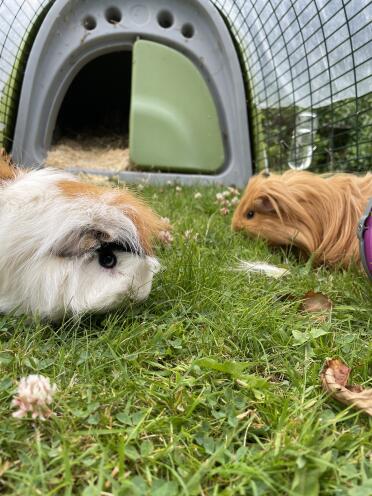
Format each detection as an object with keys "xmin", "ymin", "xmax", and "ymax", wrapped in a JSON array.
[
  {"xmin": 160, "ymin": 217, "xmax": 171, "ymax": 225},
  {"xmin": 194, "ymin": 192, "xmax": 202, "ymax": 199},
  {"xmin": 159, "ymin": 230, "xmax": 174, "ymax": 245},
  {"xmin": 215, "ymin": 192, "xmax": 225, "ymax": 202},
  {"xmin": 184, "ymin": 229, "xmax": 199, "ymax": 241},
  {"xmin": 228, "ymin": 186, "xmax": 240, "ymax": 197},
  {"xmin": 231, "ymin": 197, "xmax": 240, "ymax": 206},
  {"xmin": 219, "ymin": 207, "xmax": 229, "ymax": 216},
  {"xmin": 12, "ymin": 374, "xmax": 57, "ymax": 420},
  {"xmin": 175, "ymin": 186, "xmax": 182, "ymax": 192}
]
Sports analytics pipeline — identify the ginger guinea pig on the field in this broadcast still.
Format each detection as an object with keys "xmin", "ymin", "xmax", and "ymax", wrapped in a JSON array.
[
  {"xmin": 0, "ymin": 153, "xmax": 166, "ymax": 319},
  {"xmin": 232, "ymin": 170, "xmax": 372, "ymax": 267}
]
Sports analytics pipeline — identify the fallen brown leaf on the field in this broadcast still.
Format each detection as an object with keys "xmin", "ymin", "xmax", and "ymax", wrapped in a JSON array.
[
  {"xmin": 302, "ymin": 291, "xmax": 332, "ymax": 322},
  {"xmin": 321, "ymin": 358, "xmax": 372, "ymax": 416},
  {"xmin": 302, "ymin": 291, "xmax": 332, "ymax": 313},
  {"xmin": 325, "ymin": 358, "xmax": 350, "ymax": 386}
]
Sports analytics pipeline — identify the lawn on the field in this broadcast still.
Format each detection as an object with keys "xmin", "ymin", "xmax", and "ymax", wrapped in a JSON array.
[{"xmin": 0, "ymin": 182, "xmax": 371, "ymax": 495}]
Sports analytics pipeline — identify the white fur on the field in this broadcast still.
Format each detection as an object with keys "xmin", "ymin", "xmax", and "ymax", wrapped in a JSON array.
[{"xmin": 0, "ymin": 169, "xmax": 160, "ymax": 319}]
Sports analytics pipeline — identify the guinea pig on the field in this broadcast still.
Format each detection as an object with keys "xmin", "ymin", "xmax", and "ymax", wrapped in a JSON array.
[
  {"xmin": 0, "ymin": 152, "xmax": 166, "ymax": 319},
  {"xmin": 232, "ymin": 170, "xmax": 372, "ymax": 267}
]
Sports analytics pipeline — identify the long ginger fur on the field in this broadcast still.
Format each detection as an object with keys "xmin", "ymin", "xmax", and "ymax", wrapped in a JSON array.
[
  {"xmin": 232, "ymin": 170, "xmax": 372, "ymax": 267},
  {"xmin": 0, "ymin": 149, "xmax": 16, "ymax": 180}
]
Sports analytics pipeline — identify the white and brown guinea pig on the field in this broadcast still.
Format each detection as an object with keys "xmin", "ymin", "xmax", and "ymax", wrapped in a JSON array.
[
  {"xmin": 0, "ymin": 152, "xmax": 166, "ymax": 319},
  {"xmin": 232, "ymin": 170, "xmax": 372, "ymax": 267}
]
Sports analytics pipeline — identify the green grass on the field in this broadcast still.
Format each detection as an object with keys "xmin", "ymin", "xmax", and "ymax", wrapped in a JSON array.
[{"xmin": 0, "ymin": 183, "xmax": 371, "ymax": 495}]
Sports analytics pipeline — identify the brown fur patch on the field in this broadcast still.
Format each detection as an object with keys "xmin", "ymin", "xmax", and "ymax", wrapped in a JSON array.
[
  {"xmin": 58, "ymin": 179, "xmax": 167, "ymax": 254},
  {"xmin": 232, "ymin": 170, "xmax": 372, "ymax": 267},
  {"xmin": 58, "ymin": 180, "xmax": 102, "ymax": 198},
  {"xmin": 0, "ymin": 150, "xmax": 16, "ymax": 181}
]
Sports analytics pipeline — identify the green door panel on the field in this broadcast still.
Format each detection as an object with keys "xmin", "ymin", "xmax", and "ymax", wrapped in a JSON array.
[{"xmin": 129, "ymin": 40, "xmax": 225, "ymax": 173}]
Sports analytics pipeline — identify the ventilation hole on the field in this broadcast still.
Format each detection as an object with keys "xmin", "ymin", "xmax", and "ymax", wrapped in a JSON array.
[
  {"xmin": 157, "ymin": 10, "xmax": 174, "ymax": 29},
  {"xmin": 105, "ymin": 6, "xmax": 122, "ymax": 24},
  {"xmin": 181, "ymin": 23, "xmax": 194, "ymax": 38},
  {"xmin": 82, "ymin": 15, "xmax": 97, "ymax": 30}
]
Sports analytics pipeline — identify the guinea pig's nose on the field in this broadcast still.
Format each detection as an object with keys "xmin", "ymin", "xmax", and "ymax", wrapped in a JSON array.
[{"xmin": 231, "ymin": 216, "xmax": 243, "ymax": 232}]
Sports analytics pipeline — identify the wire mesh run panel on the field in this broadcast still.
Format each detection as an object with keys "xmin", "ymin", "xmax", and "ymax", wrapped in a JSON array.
[
  {"xmin": 0, "ymin": 1, "xmax": 51, "ymax": 151},
  {"xmin": 214, "ymin": 0, "xmax": 372, "ymax": 173}
]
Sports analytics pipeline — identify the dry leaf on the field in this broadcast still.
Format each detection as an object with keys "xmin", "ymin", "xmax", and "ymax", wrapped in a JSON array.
[
  {"xmin": 302, "ymin": 291, "xmax": 332, "ymax": 312},
  {"xmin": 0, "ymin": 461, "xmax": 12, "ymax": 477},
  {"xmin": 323, "ymin": 358, "xmax": 350, "ymax": 386},
  {"xmin": 301, "ymin": 291, "xmax": 332, "ymax": 322},
  {"xmin": 321, "ymin": 359, "xmax": 372, "ymax": 416},
  {"xmin": 236, "ymin": 409, "xmax": 255, "ymax": 420},
  {"xmin": 104, "ymin": 466, "xmax": 120, "ymax": 489}
]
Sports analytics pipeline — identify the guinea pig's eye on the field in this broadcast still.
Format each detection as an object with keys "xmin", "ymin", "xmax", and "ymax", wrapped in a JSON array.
[
  {"xmin": 246, "ymin": 210, "xmax": 255, "ymax": 219},
  {"xmin": 98, "ymin": 249, "xmax": 117, "ymax": 269}
]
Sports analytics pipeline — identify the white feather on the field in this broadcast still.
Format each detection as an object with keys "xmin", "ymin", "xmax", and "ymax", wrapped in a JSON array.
[{"xmin": 236, "ymin": 260, "xmax": 289, "ymax": 278}]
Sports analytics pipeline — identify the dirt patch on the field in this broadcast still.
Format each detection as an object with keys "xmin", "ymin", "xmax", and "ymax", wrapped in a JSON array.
[{"xmin": 47, "ymin": 134, "xmax": 131, "ymax": 172}]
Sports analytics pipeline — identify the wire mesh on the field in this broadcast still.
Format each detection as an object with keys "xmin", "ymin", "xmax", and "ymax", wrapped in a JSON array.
[
  {"xmin": 0, "ymin": 0, "xmax": 52, "ymax": 150},
  {"xmin": 213, "ymin": 0, "xmax": 372, "ymax": 173},
  {"xmin": 0, "ymin": 0, "xmax": 371, "ymax": 173}
]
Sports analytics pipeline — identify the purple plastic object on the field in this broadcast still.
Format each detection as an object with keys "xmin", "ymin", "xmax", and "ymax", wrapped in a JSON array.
[{"xmin": 358, "ymin": 199, "xmax": 372, "ymax": 280}]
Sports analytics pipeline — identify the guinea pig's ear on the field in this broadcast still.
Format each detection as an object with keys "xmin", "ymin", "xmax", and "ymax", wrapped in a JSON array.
[
  {"xmin": 254, "ymin": 196, "xmax": 275, "ymax": 214},
  {"xmin": 52, "ymin": 229, "xmax": 111, "ymax": 258}
]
